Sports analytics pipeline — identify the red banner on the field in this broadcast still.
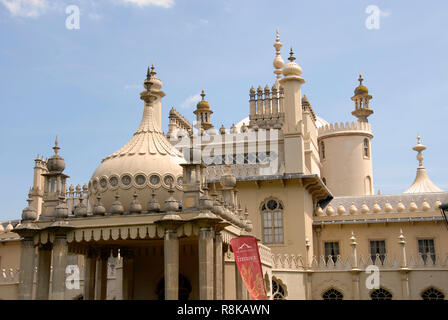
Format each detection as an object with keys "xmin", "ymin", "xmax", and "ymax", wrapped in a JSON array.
[{"xmin": 230, "ymin": 236, "xmax": 267, "ymax": 300}]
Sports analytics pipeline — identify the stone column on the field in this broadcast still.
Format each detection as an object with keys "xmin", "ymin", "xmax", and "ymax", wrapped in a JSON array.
[
  {"xmin": 95, "ymin": 249, "xmax": 109, "ymax": 300},
  {"xmin": 164, "ymin": 229, "xmax": 179, "ymax": 300},
  {"xmin": 36, "ymin": 244, "xmax": 52, "ymax": 300},
  {"xmin": 84, "ymin": 249, "xmax": 97, "ymax": 300},
  {"xmin": 351, "ymin": 272, "xmax": 361, "ymax": 300},
  {"xmin": 398, "ymin": 229, "xmax": 410, "ymax": 299},
  {"xmin": 198, "ymin": 227, "xmax": 214, "ymax": 300},
  {"xmin": 18, "ymin": 237, "xmax": 36, "ymax": 300},
  {"xmin": 51, "ymin": 235, "xmax": 68, "ymax": 300},
  {"xmin": 121, "ymin": 248, "xmax": 134, "ymax": 300},
  {"xmin": 214, "ymin": 231, "xmax": 223, "ymax": 300}
]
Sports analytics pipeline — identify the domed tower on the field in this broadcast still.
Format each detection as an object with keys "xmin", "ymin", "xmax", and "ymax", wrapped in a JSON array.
[
  {"xmin": 41, "ymin": 137, "xmax": 70, "ymax": 219},
  {"xmin": 318, "ymin": 74, "xmax": 374, "ymax": 196},
  {"xmin": 193, "ymin": 89, "xmax": 213, "ymax": 130},
  {"xmin": 89, "ymin": 65, "xmax": 185, "ymax": 213}
]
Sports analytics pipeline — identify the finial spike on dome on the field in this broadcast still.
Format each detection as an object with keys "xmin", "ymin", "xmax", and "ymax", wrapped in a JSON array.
[
  {"xmin": 146, "ymin": 66, "xmax": 151, "ymax": 79},
  {"xmin": 358, "ymin": 73, "xmax": 364, "ymax": 86},
  {"xmin": 201, "ymin": 89, "xmax": 206, "ymax": 100},
  {"xmin": 53, "ymin": 136, "xmax": 60, "ymax": 155},
  {"xmin": 288, "ymin": 47, "xmax": 296, "ymax": 62},
  {"xmin": 150, "ymin": 63, "xmax": 156, "ymax": 76},
  {"xmin": 275, "ymin": 28, "xmax": 280, "ymax": 41}
]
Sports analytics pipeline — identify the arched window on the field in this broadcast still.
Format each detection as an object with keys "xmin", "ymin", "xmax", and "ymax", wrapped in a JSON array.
[
  {"xmin": 370, "ymin": 288, "xmax": 392, "ymax": 300},
  {"xmin": 272, "ymin": 278, "xmax": 286, "ymax": 300},
  {"xmin": 320, "ymin": 141, "xmax": 326, "ymax": 160},
  {"xmin": 421, "ymin": 288, "xmax": 445, "ymax": 300},
  {"xmin": 322, "ymin": 288, "xmax": 343, "ymax": 300},
  {"xmin": 261, "ymin": 199, "xmax": 284, "ymax": 244},
  {"xmin": 363, "ymin": 138, "xmax": 370, "ymax": 158},
  {"xmin": 365, "ymin": 176, "xmax": 372, "ymax": 195}
]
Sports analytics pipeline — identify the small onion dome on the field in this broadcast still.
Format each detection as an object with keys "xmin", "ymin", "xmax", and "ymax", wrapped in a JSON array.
[
  {"xmin": 372, "ymin": 202, "xmax": 382, "ymax": 213},
  {"xmin": 55, "ymin": 196, "xmax": 69, "ymax": 219},
  {"xmin": 349, "ymin": 203, "xmax": 358, "ymax": 215},
  {"xmin": 240, "ymin": 123, "xmax": 248, "ymax": 133},
  {"xmin": 282, "ymin": 48, "xmax": 302, "ymax": 77},
  {"xmin": 75, "ymin": 184, "xmax": 81, "ymax": 193},
  {"xmin": 361, "ymin": 203, "xmax": 370, "ymax": 214},
  {"xmin": 47, "ymin": 137, "xmax": 66, "ymax": 173},
  {"xmin": 110, "ymin": 193, "xmax": 124, "ymax": 215},
  {"xmin": 82, "ymin": 184, "xmax": 88, "ymax": 193},
  {"xmin": 5, "ymin": 222, "xmax": 13, "ymax": 233},
  {"xmin": 245, "ymin": 218, "xmax": 253, "ymax": 232},
  {"xmin": 422, "ymin": 199, "xmax": 430, "ymax": 212},
  {"xmin": 220, "ymin": 166, "xmax": 236, "ymax": 189},
  {"xmin": 409, "ymin": 201, "xmax": 418, "ymax": 212},
  {"xmin": 69, "ymin": 184, "xmax": 75, "ymax": 193},
  {"xmin": 147, "ymin": 189, "xmax": 161, "ymax": 212},
  {"xmin": 354, "ymin": 74, "xmax": 369, "ymax": 95},
  {"xmin": 129, "ymin": 192, "xmax": 142, "ymax": 214},
  {"xmin": 315, "ymin": 206, "xmax": 324, "ymax": 216},
  {"xmin": 397, "ymin": 200, "xmax": 406, "ymax": 213},
  {"xmin": 337, "ymin": 204, "xmax": 346, "ymax": 215},
  {"xmin": 93, "ymin": 194, "xmax": 106, "ymax": 216},
  {"xmin": 0, "ymin": 223, "xmax": 4, "ymax": 233},
  {"xmin": 326, "ymin": 204, "xmax": 335, "ymax": 216},
  {"xmin": 230, "ymin": 124, "xmax": 237, "ymax": 134},
  {"xmin": 196, "ymin": 90, "xmax": 210, "ymax": 110},
  {"xmin": 22, "ymin": 198, "xmax": 37, "ymax": 221},
  {"xmin": 74, "ymin": 198, "xmax": 88, "ymax": 217},
  {"xmin": 434, "ymin": 199, "xmax": 442, "ymax": 210},
  {"xmin": 384, "ymin": 201, "xmax": 393, "ymax": 213},
  {"xmin": 164, "ymin": 188, "xmax": 179, "ymax": 212}
]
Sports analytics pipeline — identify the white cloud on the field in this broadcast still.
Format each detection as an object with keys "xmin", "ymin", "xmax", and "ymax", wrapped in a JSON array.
[
  {"xmin": 199, "ymin": 18, "xmax": 208, "ymax": 25},
  {"xmin": 121, "ymin": 0, "xmax": 174, "ymax": 8},
  {"xmin": 180, "ymin": 93, "xmax": 201, "ymax": 109},
  {"xmin": 1, "ymin": 0, "xmax": 49, "ymax": 18}
]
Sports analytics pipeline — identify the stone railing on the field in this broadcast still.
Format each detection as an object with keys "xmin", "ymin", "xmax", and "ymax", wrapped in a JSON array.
[
  {"xmin": 318, "ymin": 121, "xmax": 372, "ymax": 138},
  {"xmin": 271, "ymin": 252, "xmax": 448, "ymax": 272},
  {"xmin": 258, "ymin": 243, "xmax": 273, "ymax": 267}
]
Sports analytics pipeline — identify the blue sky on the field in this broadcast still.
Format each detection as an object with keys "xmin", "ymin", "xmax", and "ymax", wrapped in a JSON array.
[{"xmin": 0, "ymin": 0, "xmax": 447, "ymax": 221}]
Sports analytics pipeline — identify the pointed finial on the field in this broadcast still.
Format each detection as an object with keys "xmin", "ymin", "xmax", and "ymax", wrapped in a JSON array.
[
  {"xmin": 288, "ymin": 47, "xmax": 296, "ymax": 62},
  {"xmin": 358, "ymin": 73, "xmax": 364, "ymax": 86},
  {"xmin": 276, "ymin": 28, "xmax": 280, "ymax": 41},
  {"xmin": 150, "ymin": 63, "xmax": 156, "ymax": 76},
  {"xmin": 201, "ymin": 89, "xmax": 206, "ymax": 100},
  {"xmin": 413, "ymin": 135, "xmax": 426, "ymax": 167},
  {"xmin": 146, "ymin": 66, "xmax": 151, "ymax": 79},
  {"xmin": 53, "ymin": 136, "xmax": 60, "ymax": 155}
]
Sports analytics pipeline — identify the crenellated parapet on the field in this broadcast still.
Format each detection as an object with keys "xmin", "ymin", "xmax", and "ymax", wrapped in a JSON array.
[{"xmin": 318, "ymin": 121, "xmax": 372, "ymax": 139}]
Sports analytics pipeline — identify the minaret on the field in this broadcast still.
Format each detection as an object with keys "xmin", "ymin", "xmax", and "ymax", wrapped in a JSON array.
[
  {"xmin": 273, "ymin": 28, "xmax": 284, "ymax": 87},
  {"xmin": 279, "ymin": 48, "xmax": 306, "ymax": 174},
  {"xmin": 41, "ymin": 137, "xmax": 70, "ymax": 219},
  {"xmin": 193, "ymin": 89, "xmax": 214, "ymax": 130},
  {"xmin": 351, "ymin": 73, "xmax": 373, "ymax": 122},
  {"xmin": 404, "ymin": 136, "xmax": 442, "ymax": 193},
  {"xmin": 29, "ymin": 155, "xmax": 46, "ymax": 217}
]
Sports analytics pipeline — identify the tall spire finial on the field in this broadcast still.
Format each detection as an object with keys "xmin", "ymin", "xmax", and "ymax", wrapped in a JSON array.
[
  {"xmin": 201, "ymin": 89, "xmax": 205, "ymax": 100},
  {"xmin": 273, "ymin": 28, "xmax": 284, "ymax": 83},
  {"xmin": 288, "ymin": 47, "xmax": 296, "ymax": 62},
  {"xmin": 413, "ymin": 135, "xmax": 426, "ymax": 167},
  {"xmin": 53, "ymin": 136, "xmax": 60, "ymax": 155}
]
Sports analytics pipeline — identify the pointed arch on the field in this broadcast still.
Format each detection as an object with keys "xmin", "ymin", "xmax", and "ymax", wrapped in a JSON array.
[{"xmin": 370, "ymin": 287, "xmax": 393, "ymax": 300}]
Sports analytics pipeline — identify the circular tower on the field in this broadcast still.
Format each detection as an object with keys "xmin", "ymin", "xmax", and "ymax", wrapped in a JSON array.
[{"xmin": 318, "ymin": 74, "xmax": 374, "ymax": 196}]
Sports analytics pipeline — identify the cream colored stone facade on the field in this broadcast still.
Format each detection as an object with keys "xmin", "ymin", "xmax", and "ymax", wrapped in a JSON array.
[{"xmin": 0, "ymin": 31, "xmax": 447, "ymax": 300}]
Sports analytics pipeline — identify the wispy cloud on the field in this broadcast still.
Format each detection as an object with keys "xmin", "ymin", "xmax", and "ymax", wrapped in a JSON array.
[
  {"xmin": 88, "ymin": 12, "xmax": 101, "ymax": 20},
  {"xmin": 121, "ymin": 0, "xmax": 174, "ymax": 8},
  {"xmin": 180, "ymin": 93, "xmax": 201, "ymax": 109},
  {"xmin": 1, "ymin": 0, "xmax": 49, "ymax": 18}
]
